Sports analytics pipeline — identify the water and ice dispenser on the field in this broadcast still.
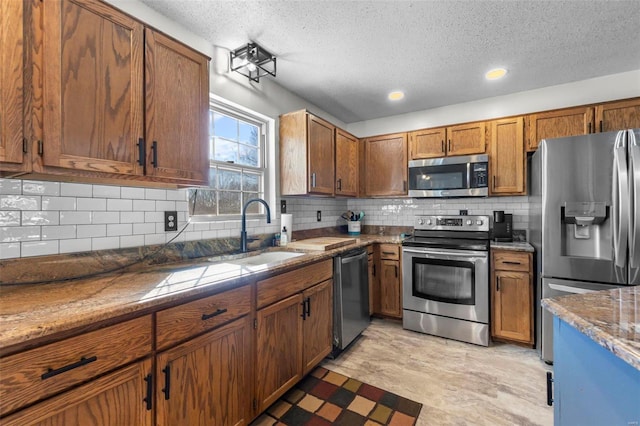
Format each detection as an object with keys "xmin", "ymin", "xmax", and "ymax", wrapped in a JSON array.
[{"xmin": 560, "ymin": 201, "xmax": 611, "ymax": 260}]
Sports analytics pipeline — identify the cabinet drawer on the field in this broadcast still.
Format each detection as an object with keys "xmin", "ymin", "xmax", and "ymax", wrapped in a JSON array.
[
  {"xmin": 0, "ymin": 315, "xmax": 152, "ymax": 417},
  {"xmin": 156, "ymin": 285, "xmax": 251, "ymax": 350},
  {"xmin": 492, "ymin": 250, "xmax": 530, "ymax": 271},
  {"xmin": 257, "ymin": 259, "xmax": 333, "ymax": 309},
  {"xmin": 379, "ymin": 244, "xmax": 400, "ymax": 260}
]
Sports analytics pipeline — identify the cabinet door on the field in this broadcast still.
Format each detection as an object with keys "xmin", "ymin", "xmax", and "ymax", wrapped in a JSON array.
[
  {"xmin": 302, "ymin": 279, "xmax": 333, "ymax": 375},
  {"xmin": 364, "ymin": 133, "xmax": 407, "ymax": 196},
  {"xmin": 1, "ymin": 359, "xmax": 153, "ymax": 426},
  {"xmin": 446, "ymin": 122, "xmax": 486, "ymax": 156},
  {"xmin": 156, "ymin": 317, "xmax": 252, "ymax": 426},
  {"xmin": 379, "ymin": 259, "xmax": 401, "ymax": 318},
  {"xmin": 0, "ymin": 0, "xmax": 26, "ymax": 172},
  {"xmin": 335, "ymin": 128, "xmax": 358, "ymax": 196},
  {"xmin": 409, "ymin": 127, "xmax": 446, "ymax": 159},
  {"xmin": 307, "ymin": 114, "xmax": 335, "ymax": 195},
  {"xmin": 526, "ymin": 106, "xmax": 594, "ymax": 151},
  {"xmin": 145, "ymin": 28, "xmax": 209, "ymax": 185},
  {"xmin": 595, "ymin": 98, "xmax": 640, "ymax": 133},
  {"xmin": 41, "ymin": 0, "xmax": 145, "ymax": 176},
  {"xmin": 492, "ymin": 270, "xmax": 533, "ymax": 344},
  {"xmin": 256, "ymin": 293, "xmax": 303, "ymax": 412},
  {"xmin": 490, "ymin": 117, "xmax": 525, "ymax": 195}
]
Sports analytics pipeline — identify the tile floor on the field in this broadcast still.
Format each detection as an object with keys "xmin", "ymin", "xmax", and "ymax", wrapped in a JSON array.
[{"xmin": 322, "ymin": 319, "xmax": 554, "ymax": 426}]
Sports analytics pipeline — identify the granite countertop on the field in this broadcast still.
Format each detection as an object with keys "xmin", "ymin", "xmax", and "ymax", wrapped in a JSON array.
[
  {"xmin": 542, "ymin": 286, "xmax": 640, "ymax": 371},
  {"xmin": 0, "ymin": 235, "xmax": 402, "ymax": 354},
  {"xmin": 490, "ymin": 241, "xmax": 534, "ymax": 252}
]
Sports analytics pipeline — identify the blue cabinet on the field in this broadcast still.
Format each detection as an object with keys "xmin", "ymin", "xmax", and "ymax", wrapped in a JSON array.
[{"xmin": 553, "ymin": 316, "xmax": 640, "ymax": 425}]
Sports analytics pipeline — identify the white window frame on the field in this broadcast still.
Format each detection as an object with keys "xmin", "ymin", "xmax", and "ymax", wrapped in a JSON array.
[{"xmin": 188, "ymin": 94, "xmax": 275, "ymax": 222}]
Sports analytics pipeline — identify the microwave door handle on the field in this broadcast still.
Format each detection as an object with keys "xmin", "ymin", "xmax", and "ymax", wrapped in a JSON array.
[
  {"xmin": 629, "ymin": 129, "xmax": 639, "ymax": 268},
  {"xmin": 467, "ymin": 163, "xmax": 471, "ymax": 188},
  {"xmin": 612, "ymin": 131, "xmax": 629, "ymax": 268}
]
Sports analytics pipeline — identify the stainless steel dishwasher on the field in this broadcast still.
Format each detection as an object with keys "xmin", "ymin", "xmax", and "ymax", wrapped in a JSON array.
[{"xmin": 332, "ymin": 248, "xmax": 370, "ymax": 356}]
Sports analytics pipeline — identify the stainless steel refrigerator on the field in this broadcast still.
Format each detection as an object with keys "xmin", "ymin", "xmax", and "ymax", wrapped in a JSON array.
[{"xmin": 529, "ymin": 129, "xmax": 639, "ymax": 363}]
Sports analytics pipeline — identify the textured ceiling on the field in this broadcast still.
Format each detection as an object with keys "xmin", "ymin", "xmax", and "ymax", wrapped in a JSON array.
[{"xmin": 139, "ymin": 0, "xmax": 640, "ymax": 123}]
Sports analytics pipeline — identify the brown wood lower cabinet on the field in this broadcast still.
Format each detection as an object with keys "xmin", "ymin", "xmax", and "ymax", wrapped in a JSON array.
[
  {"xmin": 156, "ymin": 316, "xmax": 252, "ymax": 426},
  {"xmin": 256, "ymin": 278, "xmax": 333, "ymax": 413},
  {"xmin": 1, "ymin": 359, "xmax": 153, "ymax": 426},
  {"xmin": 374, "ymin": 243, "xmax": 402, "ymax": 319},
  {"xmin": 491, "ymin": 250, "xmax": 534, "ymax": 346}
]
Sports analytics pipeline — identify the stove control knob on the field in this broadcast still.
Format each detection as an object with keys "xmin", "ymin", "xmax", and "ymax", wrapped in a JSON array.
[
  {"xmin": 426, "ymin": 219, "xmax": 432, "ymax": 225},
  {"xmin": 417, "ymin": 218, "xmax": 425, "ymax": 225},
  {"xmin": 476, "ymin": 219, "xmax": 483, "ymax": 225},
  {"xmin": 466, "ymin": 219, "xmax": 472, "ymax": 225}
]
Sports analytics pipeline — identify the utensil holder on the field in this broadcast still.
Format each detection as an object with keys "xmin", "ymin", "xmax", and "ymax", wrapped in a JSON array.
[{"xmin": 348, "ymin": 221, "xmax": 361, "ymax": 236}]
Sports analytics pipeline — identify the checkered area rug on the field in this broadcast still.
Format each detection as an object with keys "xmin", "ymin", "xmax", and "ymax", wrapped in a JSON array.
[{"xmin": 251, "ymin": 366, "xmax": 422, "ymax": 425}]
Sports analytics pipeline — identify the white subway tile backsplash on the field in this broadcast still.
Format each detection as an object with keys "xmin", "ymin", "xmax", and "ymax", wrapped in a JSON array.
[
  {"xmin": 77, "ymin": 224, "xmax": 106, "ymax": 238},
  {"xmin": 60, "ymin": 211, "xmax": 92, "ymax": 225},
  {"xmin": 22, "ymin": 240, "xmax": 59, "ymax": 257},
  {"xmin": 106, "ymin": 199, "xmax": 132, "ymax": 211},
  {"xmin": 42, "ymin": 196, "xmax": 76, "ymax": 211},
  {"xmin": 145, "ymin": 211, "xmax": 164, "ymax": 223},
  {"xmin": 133, "ymin": 223, "xmax": 155, "ymax": 235},
  {"xmin": 107, "ymin": 223, "xmax": 132, "ymax": 237},
  {"xmin": 92, "ymin": 236, "xmax": 120, "ymax": 250},
  {"xmin": 92, "ymin": 211, "xmax": 120, "ymax": 224},
  {"xmin": 77, "ymin": 197, "xmax": 106, "ymax": 211},
  {"xmin": 22, "ymin": 211, "xmax": 59, "ymax": 226},
  {"xmin": 145, "ymin": 188, "xmax": 167, "ymax": 200},
  {"xmin": 0, "ymin": 226, "xmax": 40, "ymax": 242},
  {"xmin": 133, "ymin": 200, "xmax": 156, "ymax": 211},
  {"xmin": 1, "ymin": 195, "xmax": 41, "ymax": 210},
  {"xmin": 120, "ymin": 235, "xmax": 144, "ymax": 248},
  {"xmin": 0, "ymin": 242, "xmax": 21, "ymax": 259},
  {"xmin": 41, "ymin": 225, "xmax": 77, "ymax": 240},
  {"xmin": 0, "ymin": 211, "xmax": 21, "ymax": 226},
  {"xmin": 145, "ymin": 233, "xmax": 166, "ymax": 245},
  {"xmin": 93, "ymin": 185, "xmax": 121, "ymax": 198},
  {"xmin": 156, "ymin": 200, "xmax": 176, "ymax": 211},
  {"xmin": 166, "ymin": 189, "xmax": 187, "ymax": 201},
  {"xmin": 22, "ymin": 180, "xmax": 60, "ymax": 196},
  {"xmin": 60, "ymin": 182, "xmax": 93, "ymax": 197},
  {"xmin": 59, "ymin": 238, "xmax": 92, "ymax": 254},
  {"xmin": 120, "ymin": 211, "xmax": 145, "ymax": 223},
  {"xmin": 0, "ymin": 179, "xmax": 22, "ymax": 195},
  {"xmin": 120, "ymin": 187, "xmax": 145, "ymax": 199}
]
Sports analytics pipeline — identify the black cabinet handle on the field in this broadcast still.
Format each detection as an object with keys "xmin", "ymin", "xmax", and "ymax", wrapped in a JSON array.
[
  {"xmin": 201, "ymin": 308, "xmax": 228, "ymax": 321},
  {"xmin": 448, "ymin": 139, "xmax": 451, "ymax": 152},
  {"xmin": 599, "ymin": 120, "xmax": 603, "ymax": 133},
  {"xmin": 151, "ymin": 141, "xmax": 158, "ymax": 168},
  {"xmin": 373, "ymin": 264, "xmax": 376, "ymax": 276},
  {"xmin": 403, "ymin": 180, "xmax": 407, "ymax": 192},
  {"xmin": 546, "ymin": 372, "xmax": 554, "ymax": 406},
  {"xmin": 394, "ymin": 265, "xmax": 398, "ymax": 278},
  {"xmin": 337, "ymin": 178, "xmax": 342, "ymax": 191},
  {"xmin": 41, "ymin": 356, "xmax": 97, "ymax": 380},
  {"xmin": 137, "ymin": 138, "xmax": 145, "ymax": 166},
  {"xmin": 162, "ymin": 365, "xmax": 171, "ymax": 400},
  {"xmin": 441, "ymin": 140, "xmax": 445, "ymax": 153},
  {"xmin": 143, "ymin": 374, "xmax": 153, "ymax": 410},
  {"xmin": 306, "ymin": 297, "xmax": 311, "ymax": 317},
  {"xmin": 382, "ymin": 251, "xmax": 395, "ymax": 256},
  {"xmin": 497, "ymin": 276, "xmax": 501, "ymax": 291},
  {"xmin": 503, "ymin": 261, "xmax": 521, "ymax": 265},
  {"xmin": 493, "ymin": 176, "xmax": 497, "ymax": 189},
  {"xmin": 300, "ymin": 300, "xmax": 307, "ymax": 320},
  {"xmin": 588, "ymin": 122, "xmax": 592, "ymax": 134}
]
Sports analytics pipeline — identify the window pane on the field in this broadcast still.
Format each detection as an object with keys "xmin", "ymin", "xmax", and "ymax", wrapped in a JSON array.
[
  {"xmin": 239, "ymin": 122, "xmax": 259, "ymax": 146},
  {"xmin": 219, "ymin": 191, "xmax": 241, "ymax": 215},
  {"xmin": 243, "ymin": 193, "xmax": 261, "ymax": 214},
  {"xmin": 213, "ymin": 113, "xmax": 237, "ymax": 140},
  {"xmin": 209, "ymin": 110, "xmax": 215, "ymax": 136},
  {"xmin": 243, "ymin": 173, "xmax": 260, "ymax": 192},
  {"xmin": 219, "ymin": 169, "xmax": 241, "ymax": 190},
  {"xmin": 214, "ymin": 137, "xmax": 238, "ymax": 163},
  {"xmin": 208, "ymin": 167, "xmax": 217, "ymax": 189},
  {"xmin": 239, "ymin": 145, "xmax": 259, "ymax": 167},
  {"xmin": 190, "ymin": 189, "xmax": 217, "ymax": 215}
]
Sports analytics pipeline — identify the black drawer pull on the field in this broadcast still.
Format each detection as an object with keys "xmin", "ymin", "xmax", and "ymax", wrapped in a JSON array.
[
  {"xmin": 162, "ymin": 365, "xmax": 171, "ymax": 400},
  {"xmin": 502, "ymin": 261, "xmax": 522, "ymax": 265},
  {"xmin": 546, "ymin": 372, "xmax": 554, "ymax": 406},
  {"xmin": 41, "ymin": 356, "xmax": 97, "ymax": 380},
  {"xmin": 382, "ymin": 251, "xmax": 396, "ymax": 256},
  {"xmin": 201, "ymin": 308, "xmax": 228, "ymax": 321},
  {"xmin": 143, "ymin": 374, "xmax": 153, "ymax": 410}
]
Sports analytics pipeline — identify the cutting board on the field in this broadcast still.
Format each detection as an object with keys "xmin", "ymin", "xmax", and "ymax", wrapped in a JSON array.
[{"xmin": 286, "ymin": 237, "xmax": 356, "ymax": 251}]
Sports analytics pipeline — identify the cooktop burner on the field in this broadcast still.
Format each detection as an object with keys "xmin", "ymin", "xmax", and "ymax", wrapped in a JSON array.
[{"xmin": 403, "ymin": 215, "xmax": 491, "ymax": 251}]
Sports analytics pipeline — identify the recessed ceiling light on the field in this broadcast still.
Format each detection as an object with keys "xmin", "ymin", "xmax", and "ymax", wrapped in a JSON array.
[
  {"xmin": 485, "ymin": 68, "xmax": 507, "ymax": 80},
  {"xmin": 388, "ymin": 91, "xmax": 405, "ymax": 101}
]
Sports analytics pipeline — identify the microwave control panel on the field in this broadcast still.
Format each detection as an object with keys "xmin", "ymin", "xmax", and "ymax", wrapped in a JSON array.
[{"xmin": 471, "ymin": 163, "xmax": 488, "ymax": 188}]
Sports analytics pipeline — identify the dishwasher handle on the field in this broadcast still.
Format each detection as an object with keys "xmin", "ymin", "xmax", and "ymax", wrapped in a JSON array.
[{"xmin": 340, "ymin": 250, "xmax": 368, "ymax": 264}]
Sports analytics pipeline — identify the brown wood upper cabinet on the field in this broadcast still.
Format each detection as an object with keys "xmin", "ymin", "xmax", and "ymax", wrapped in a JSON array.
[
  {"xmin": 0, "ymin": 0, "xmax": 27, "ymax": 174},
  {"xmin": 526, "ymin": 106, "xmax": 594, "ymax": 152},
  {"xmin": 409, "ymin": 122, "xmax": 486, "ymax": 160},
  {"xmin": 489, "ymin": 117, "xmax": 525, "ymax": 195},
  {"xmin": 335, "ymin": 128, "xmax": 359, "ymax": 196},
  {"xmin": 362, "ymin": 132, "xmax": 408, "ymax": 197},
  {"xmin": 280, "ymin": 110, "xmax": 335, "ymax": 196},
  {"xmin": 595, "ymin": 98, "xmax": 640, "ymax": 133},
  {"xmin": 8, "ymin": 0, "xmax": 209, "ymax": 186}
]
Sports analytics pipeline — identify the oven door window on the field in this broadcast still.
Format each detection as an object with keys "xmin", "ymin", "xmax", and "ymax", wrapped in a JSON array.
[
  {"xmin": 409, "ymin": 163, "xmax": 467, "ymax": 191},
  {"xmin": 412, "ymin": 257, "xmax": 475, "ymax": 305}
]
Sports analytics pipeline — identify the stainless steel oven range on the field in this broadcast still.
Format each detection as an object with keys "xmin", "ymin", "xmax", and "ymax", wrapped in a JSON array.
[{"xmin": 402, "ymin": 215, "xmax": 490, "ymax": 346}]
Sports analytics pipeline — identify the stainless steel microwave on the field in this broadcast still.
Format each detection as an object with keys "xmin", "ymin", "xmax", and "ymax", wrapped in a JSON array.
[{"xmin": 408, "ymin": 154, "xmax": 489, "ymax": 197}]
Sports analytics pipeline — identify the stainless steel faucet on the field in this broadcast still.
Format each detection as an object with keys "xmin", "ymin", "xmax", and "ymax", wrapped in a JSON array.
[{"xmin": 240, "ymin": 198, "xmax": 271, "ymax": 252}]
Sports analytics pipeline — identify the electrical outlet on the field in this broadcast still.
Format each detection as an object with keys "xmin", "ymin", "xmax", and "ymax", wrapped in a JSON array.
[
  {"xmin": 164, "ymin": 211, "xmax": 178, "ymax": 231},
  {"xmin": 280, "ymin": 199, "xmax": 287, "ymax": 213},
  {"xmin": 317, "ymin": 210, "xmax": 321, "ymax": 222}
]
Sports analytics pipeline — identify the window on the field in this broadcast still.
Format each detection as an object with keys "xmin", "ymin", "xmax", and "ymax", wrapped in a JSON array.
[{"xmin": 188, "ymin": 97, "xmax": 273, "ymax": 220}]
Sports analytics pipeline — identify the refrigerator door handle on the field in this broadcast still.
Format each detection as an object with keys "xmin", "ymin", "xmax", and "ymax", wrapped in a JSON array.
[
  {"xmin": 612, "ymin": 131, "xmax": 629, "ymax": 268},
  {"xmin": 548, "ymin": 283, "xmax": 596, "ymax": 294},
  {"xmin": 629, "ymin": 129, "xmax": 639, "ymax": 269}
]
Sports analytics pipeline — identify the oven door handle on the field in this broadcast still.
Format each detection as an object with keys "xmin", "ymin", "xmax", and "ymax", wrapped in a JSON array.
[{"xmin": 402, "ymin": 248, "xmax": 488, "ymax": 258}]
